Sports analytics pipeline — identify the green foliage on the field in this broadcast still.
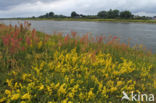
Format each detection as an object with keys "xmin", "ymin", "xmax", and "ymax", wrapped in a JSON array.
[
  {"xmin": 112, "ymin": 9, "xmax": 120, "ymax": 18},
  {"xmin": 71, "ymin": 11, "xmax": 79, "ymax": 18},
  {"xmin": 36, "ymin": 9, "xmax": 152, "ymax": 20},
  {"xmin": 49, "ymin": 12, "xmax": 55, "ymax": 17},
  {"xmin": 107, "ymin": 9, "xmax": 119, "ymax": 18},
  {"xmin": 97, "ymin": 11, "xmax": 107, "ymax": 18},
  {"xmin": 39, "ymin": 11, "xmax": 55, "ymax": 18},
  {"xmin": 120, "ymin": 10, "xmax": 133, "ymax": 19},
  {"xmin": 98, "ymin": 9, "xmax": 131, "ymax": 19}
]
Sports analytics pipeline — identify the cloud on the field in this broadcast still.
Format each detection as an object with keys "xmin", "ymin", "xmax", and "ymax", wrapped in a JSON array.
[
  {"xmin": 0, "ymin": 0, "xmax": 57, "ymax": 10},
  {"xmin": 0, "ymin": 0, "xmax": 60, "ymax": 17},
  {"xmin": 0, "ymin": 0, "xmax": 156, "ymax": 18}
]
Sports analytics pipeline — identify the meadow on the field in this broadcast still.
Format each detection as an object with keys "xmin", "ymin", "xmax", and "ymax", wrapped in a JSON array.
[{"xmin": 0, "ymin": 22, "xmax": 155, "ymax": 103}]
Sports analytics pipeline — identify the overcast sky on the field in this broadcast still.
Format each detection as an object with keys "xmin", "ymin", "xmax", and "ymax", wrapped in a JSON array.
[{"xmin": 0, "ymin": 0, "xmax": 156, "ymax": 18}]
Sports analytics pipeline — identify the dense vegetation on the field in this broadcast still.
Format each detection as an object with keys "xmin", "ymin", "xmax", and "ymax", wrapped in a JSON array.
[
  {"xmin": 38, "ymin": 9, "xmax": 152, "ymax": 20},
  {"xmin": 2, "ymin": 9, "xmax": 156, "ymax": 24},
  {"xmin": 39, "ymin": 12, "xmax": 66, "ymax": 19},
  {"xmin": 0, "ymin": 22, "xmax": 155, "ymax": 103}
]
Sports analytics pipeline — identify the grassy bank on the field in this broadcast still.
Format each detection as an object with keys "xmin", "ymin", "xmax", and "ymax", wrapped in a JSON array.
[
  {"xmin": 2, "ymin": 18, "xmax": 156, "ymax": 24},
  {"xmin": 0, "ymin": 23, "xmax": 155, "ymax": 103}
]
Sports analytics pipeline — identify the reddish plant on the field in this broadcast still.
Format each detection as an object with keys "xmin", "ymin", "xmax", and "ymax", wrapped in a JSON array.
[
  {"xmin": 64, "ymin": 34, "xmax": 70, "ymax": 44},
  {"xmin": 71, "ymin": 31, "xmax": 77, "ymax": 38},
  {"xmin": 112, "ymin": 36, "xmax": 118, "ymax": 41},
  {"xmin": 96, "ymin": 35, "xmax": 104, "ymax": 43},
  {"xmin": 75, "ymin": 40, "xmax": 78, "ymax": 46},
  {"xmin": 26, "ymin": 36, "xmax": 31, "ymax": 45},
  {"xmin": 1, "ymin": 22, "xmax": 40, "ymax": 54},
  {"xmin": 80, "ymin": 33, "xmax": 89, "ymax": 45},
  {"xmin": 1, "ymin": 30, "xmax": 23, "ymax": 53}
]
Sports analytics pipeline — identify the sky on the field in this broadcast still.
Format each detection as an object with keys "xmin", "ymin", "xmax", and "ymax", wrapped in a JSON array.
[{"xmin": 0, "ymin": 0, "xmax": 156, "ymax": 18}]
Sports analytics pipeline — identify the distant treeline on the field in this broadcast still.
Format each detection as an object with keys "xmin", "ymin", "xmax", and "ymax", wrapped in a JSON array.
[{"xmin": 38, "ymin": 9, "xmax": 151, "ymax": 20}]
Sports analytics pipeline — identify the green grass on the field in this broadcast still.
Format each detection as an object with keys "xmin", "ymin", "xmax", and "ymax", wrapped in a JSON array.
[{"xmin": 3, "ymin": 18, "xmax": 156, "ymax": 24}]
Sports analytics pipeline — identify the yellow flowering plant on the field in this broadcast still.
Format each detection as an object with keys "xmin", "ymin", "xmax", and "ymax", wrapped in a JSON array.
[{"xmin": 0, "ymin": 23, "xmax": 155, "ymax": 103}]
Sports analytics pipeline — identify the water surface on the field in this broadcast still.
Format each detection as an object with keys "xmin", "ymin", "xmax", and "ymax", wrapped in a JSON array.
[{"xmin": 0, "ymin": 20, "xmax": 156, "ymax": 52}]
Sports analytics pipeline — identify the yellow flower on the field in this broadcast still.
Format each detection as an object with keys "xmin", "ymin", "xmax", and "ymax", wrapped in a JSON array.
[
  {"xmin": 30, "ymin": 40, "xmax": 33, "ymax": 48},
  {"xmin": 110, "ymin": 87, "xmax": 117, "ymax": 93},
  {"xmin": 72, "ymin": 56, "xmax": 77, "ymax": 63},
  {"xmin": 33, "ymin": 67, "xmax": 40, "ymax": 75},
  {"xmin": 88, "ymin": 88, "xmax": 95, "ymax": 99},
  {"xmin": 105, "ymin": 74, "xmax": 108, "ymax": 78},
  {"xmin": 11, "ymin": 93, "xmax": 20, "ymax": 100},
  {"xmin": 20, "ymin": 101, "xmax": 26, "ymax": 103},
  {"xmin": 68, "ymin": 92, "xmax": 74, "ymax": 98},
  {"xmin": 38, "ymin": 41, "xmax": 43, "ymax": 49},
  {"xmin": 79, "ymin": 92, "xmax": 84, "ymax": 100},
  {"xmin": 55, "ymin": 83, "xmax": 60, "ymax": 89},
  {"xmin": 117, "ymin": 81, "xmax": 123, "ymax": 87},
  {"xmin": 102, "ymin": 86, "xmax": 107, "ymax": 98},
  {"xmin": 5, "ymin": 89, "xmax": 11, "ymax": 96},
  {"xmin": 98, "ymin": 82, "xmax": 103, "ymax": 91},
  {"xmin": 22, "ymin": 74, "xmax": 32, "ymax": 81},
  {"xmin": 0, "ymin": 97, "xmax": 6, "ymax": 102},
  {"xmin": 70, "ymin": 79, "xmax": 74, "ymax": 84},
  {"xmin": 61, "ymin": 99, "xmax": 68, "ymax": 103},
  {"xmin": 22, "ymin": 73, "xmax": 27, "ymax": 80},
  {"xmin": 47, "ymin": 86, "xmax": 52, "ymax": 94},
  {"xmin": 21, "ymin": 93, "xmax": 31, "ymax": 100},
  {"xmin": 6, "ymin": 79, "xmax": 13, "ymax": 87},
  {"xmin": 30, "ymin": 44, "xmax": 33, "ymax": 48},
  {"xmin": 12, "ymin": 71, "xmax": 17, "ymax": 76},
  {"xmin": 106, "ymin": 80, "xmax": 114, "ymax": 87},
  {"xmin": 65, "ymin": 76, "xmax": 69, "ymax": 82},
  {"xmin": 58, "ymin": 83, "xmax": 66, "ymax": 96},
  {"xmin": 16, "ymin": 89, "xmax": 20, "ymax": 93},
  {"xmin": 40, "ymin": 61, "xmax": 45, "ymax": 69},
  {"xmin": 154, "ymin": 80, "xmax": 156, "ymax": 88},
  {"xmin": 39, "ymin": 85, "xmax": 44, "ymax": 90},
  {"xmin": 14, "ymin": 82, "xmax": 18, "ymax": 88}
]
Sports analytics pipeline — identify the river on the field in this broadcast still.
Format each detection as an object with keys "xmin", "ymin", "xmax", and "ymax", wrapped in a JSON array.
[{"xmin": 0, "ymin": 20, "xmax": 156, "ymax": 53}]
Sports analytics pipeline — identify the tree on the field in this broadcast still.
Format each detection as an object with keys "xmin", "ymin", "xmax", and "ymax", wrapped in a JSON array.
[
  {"xmin": 112, "ymin": 9, "xmax": 120, "ymax": 18},
  {"xmin": 97, "ymin": 11, "xmax": 107, "ymax": 18},
  {"xmin": 97, "ymin": 9, "xmax": 120, "ymax": 18},
  {"xmin": 54, "ymin": 15, "xmax": 66, "ymax": 18},
  {"xmin": 32, "ymin": 16, "xmax": 35, "ymax": 19},
  {"xmin": 71, "ymin": 11, "xmax": 79, "ymax": 18},
  {"xmin": 49, "ymin": 12, "xmax": 55, "ymax": 17},
  {"xmin": 107, "ymin": 9, "xmax": 120, "ymax": 18},
  {"xmin": 45, "ymin": 13, "xmax": 49, "ymax": 18},
  {"xmin": 120, "ymin": 11, "xmax": 133, "ymax": 19},
  {"xmin": 38, "ymin": 11, "xmax": 55, "ymax": 18},
  {"xmin": 107, "ymin": 9, "xmax": 114, "ymax": 18}
]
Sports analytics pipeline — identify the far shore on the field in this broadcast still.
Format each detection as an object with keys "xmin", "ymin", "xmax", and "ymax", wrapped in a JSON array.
[{"xmin": 0, "ymin": 18, "xmax": 156, "ymax": 24}]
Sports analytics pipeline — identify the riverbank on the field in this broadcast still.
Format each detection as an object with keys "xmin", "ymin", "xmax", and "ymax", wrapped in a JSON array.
[
  {"xmin": 1, "ymin": 18, "xmax": 156, "ymax": 24},
  {"xmin": 0, "ymin": 23, "xmax": 155, "ymax": 102}
]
